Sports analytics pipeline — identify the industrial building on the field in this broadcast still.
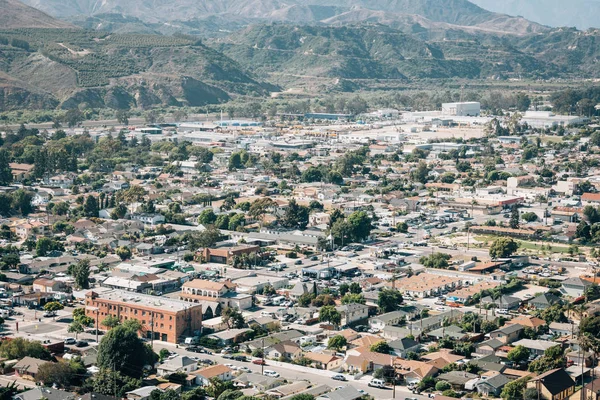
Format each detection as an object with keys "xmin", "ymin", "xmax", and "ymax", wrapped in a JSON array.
[{"xmin": 442, "ymin": 102, "xmax": 481, "ymax": 117}]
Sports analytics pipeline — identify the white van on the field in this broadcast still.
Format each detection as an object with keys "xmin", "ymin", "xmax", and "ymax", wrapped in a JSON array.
[{"xmin": 368, "ymin": 379, "xmax": 385, "ymax": 388}]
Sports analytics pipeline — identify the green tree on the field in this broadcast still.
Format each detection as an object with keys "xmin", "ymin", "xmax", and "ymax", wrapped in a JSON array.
[
  {"xmin": 0, "ymin": 337, "xmax": 51, "ymax": 360},
  {"xmin": 507, "ymin": 345, "xmax": 529, "ymax": 363},
  {"xmin": 116, "ymin": 246, "xmax": 132, "ymax": 261},
  {"xmin": 90, "ymin": 369, "xmax": 141, "ymax": 398},
  {"xmin": 222, "ymin": 307, "xmax": 245, "ymax": 329},
  {"xmin": 341, "ymin": 293, "xmax": 365, "ymax": 304},
  {"xmin": 68, "ymin": 259, "xmax": 90, "ymax": 289},
  {"xmin": 0, "ymin": 150, "xmax": 12, "ymax": 186},
  {"xmin": 206, "ymin": 378, "xmax": 236, "ymax": 399},
  {"xmin": 378, "ymin": 289, "xmax": 403, "ymax": 313},
  {"xmin": 318, "ymin": 305, "xmax": 341, "ymax": 326},
  {"xmin": 509, "ymin": 206, "xmax": 520, "ymax": 229},
  {"xmin": 97, "ymin": 324, "xmax": 155, "ymax": 378},
  {"xmin": 327, "ymin": 335, "xmax": 347, "ymax": 351},
  {"xmin": 349, "ymin": 282, "xmax": 361, "ymax": 294},
  {"xmin": 68, "ymin": 320, "xmax": 85, "ymax": 339},
  {"xmin": 12, "ymin": 189, "xmax": 34, "ymax": 215},
  {"xmin": 198, "ymin": 209, "xmax": 217, "ymax": 225},
  {"xmin": 500, "ymin": 377, "xmax": 529, "ymax": 400},
  {"xmin": 396, "ymin": 222, "xmax": 409, "ymax": 233},
  {"xmin": 338, "ymin": 283, "xmax": 350, "ymax": 296},
  {"xmin": 35, "ymin": 237, "xmax": 53, "ymax": 257},
  {"xmin": 489, "ymin": 237, "xmax": 519, "ymax": 258},
  {"xmin": 281, "ymin": 199, "xmax": 310, "ymax": 229},
  {"xmin": 419, "ymin": 253, "xmax": 451, "ymax": 268},
  {"xmin": 35, "ymin": 361, "xmax": 74, "ymax": 388},
  {"xmin": 84, "ymin": 195, "xmax": 99, "ymax": 217},
  {"xmin": 111, "ymin": 203, "xmax": 128, "ymax": 219},
  {"xmin": 101, "ymin": 315, "xmax": 120, "ymax": 329},
  {"xmin": 370, "ymin": 341, "xmax": 392, "ymax": 354},
  {"xmin": 44, "ymin": 301, "xmax": 64, "ymax": 313},
  {"xmin": 521, "ymin": 212, "xmax": 538, "ymax": 222},
  {"xmin": 412, "ymin": 161, "xmax": 430, "ymax": 184},
  {"xmin": 347, "ymin": 211, "xmax": 372, "ymax": 242},
  {"xmin": 523, "ymin": 387, "xmax": 539, "ymax": 400},
  {"xmin": 435, "ymin": 381, "xmax": 452, "ymax": 391}
]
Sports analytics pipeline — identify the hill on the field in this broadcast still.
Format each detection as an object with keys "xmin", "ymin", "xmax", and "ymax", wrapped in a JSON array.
[
  {"xmin": 0, "ymin": 0, "xmax": 75, "ymax": 29},
  {"xmin": 471, "ymin": 0, "xmax": 600, "ymax": 30},
  {"xmin": 0, "ymin": 29, "xmax": 274, "ymax": 111},
  {"xmin": 19, "ymin": 0, "xmax": 545, "ymax": 36},
  {"xmin": 209, "ymin": 23, "xmax": 562, "ymax": 88}
]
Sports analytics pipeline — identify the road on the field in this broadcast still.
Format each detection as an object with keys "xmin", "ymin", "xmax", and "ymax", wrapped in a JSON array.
[{"xmin": 151, "ymin": 342, "xmax": 430, "ymax": 400}]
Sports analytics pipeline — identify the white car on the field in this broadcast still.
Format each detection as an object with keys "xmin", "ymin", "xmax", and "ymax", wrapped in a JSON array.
[
  {"xmin": 64, "ymin": 337, "xmax": 76, "ymax": 345},
  {"xmin": 238, "ymin": 366, "xmax": 251, "ymax": 373},
  {"xmin": 225, "ymin": 364, "xmax": 237, "ymax": 370},
  {"xmin": 263, "ymin": 370, "xmax": 280, "ymax": 377}
]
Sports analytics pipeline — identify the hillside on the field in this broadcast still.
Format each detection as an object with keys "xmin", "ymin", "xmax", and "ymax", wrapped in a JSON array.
[
  {"xmin": 0, "ymin": 0, "xmax": 75, "ymax": 29},
  {"xmin": 209, "ymin": 24, "xmax": 564, "ymax": 87},
  {"xmin": 0, "ymin": 29, "xmax": 274, "ymax": 111},
  {"xmin": 19, "ymin": 0, "xmax": 545, "ymax": 36},
  {"xmin": 471, "ymin": 0, "xmax": 600, "ymax": 30}
]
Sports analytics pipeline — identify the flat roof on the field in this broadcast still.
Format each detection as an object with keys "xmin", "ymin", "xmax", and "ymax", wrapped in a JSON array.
[{"xmin": 87, "ymin": 289, "xmax": 199, "ymax": 312}]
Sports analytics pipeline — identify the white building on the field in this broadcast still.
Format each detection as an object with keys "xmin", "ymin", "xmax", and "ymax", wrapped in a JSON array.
[
  {"xmin": 521, "ymin": 111, "xmax": 588, "ymax": 129},
  {"xmin": 442, "ymin": 102, "xmax": 481, "ymax": 117}
]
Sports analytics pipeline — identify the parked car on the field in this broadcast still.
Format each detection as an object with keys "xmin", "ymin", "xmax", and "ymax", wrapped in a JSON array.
[
  {"xmin": 332, "ymin": 374, "xmax": 346, "ymax": 381},
  {"xmin": 263, "ymin": 370, "xmax": 279, "ymax": 377},
  {"xmin": 222, "ymin": 354, "xmax": 234, "ymax": 359},
  {"xmin": 233, "ymin": 355, "xmax": 248, "ymax": 362},
  {"xmin": 368, "ymin": 379, "xmax": 385, "ymax": 388},
  {"xmin": 64, "ymin": 337, "xmax": 76, "ymax": 345},
  {"xmin": 252, "ymin": 359, "xmax": 267, "ymax": 365},
  {"xmin": 75, "ymin": 341, "xmax": 88, "ymax": 348}
]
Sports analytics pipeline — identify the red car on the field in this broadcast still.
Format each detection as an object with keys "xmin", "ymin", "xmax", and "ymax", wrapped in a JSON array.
[{"xmin": 252, "ymin": 359, "xmax": 266, "ymax": 365}]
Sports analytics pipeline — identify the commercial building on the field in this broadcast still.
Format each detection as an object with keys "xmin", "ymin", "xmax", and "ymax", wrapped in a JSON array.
[
  {"xmin": 84, "ymin": 289, "xmax": 202, "ymax": 343},
  {"xmin": 442, "ymin": 102, "xmax": 481, "ymax": 117},
  {"xmin": 201, "ymin": 243, "xmax": 260, "ymax": 264}
]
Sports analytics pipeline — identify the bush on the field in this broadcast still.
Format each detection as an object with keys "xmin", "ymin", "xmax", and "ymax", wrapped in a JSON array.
[{"xmin": 435, "ymin": 381, "xmax": 451, "ymax": 391}]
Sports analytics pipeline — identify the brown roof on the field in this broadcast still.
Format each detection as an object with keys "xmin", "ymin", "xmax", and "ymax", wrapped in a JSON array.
[
  {"xmin": 583, "ymin": 193, "xmax": 600, "ymax": 202},
  {"xmin": 304, "ymin": 352, "xmax": 340, "ymax": 364},
  {"xmin": 194, "ymin": 364, "xmax": 232, "ymax": 379},
  {"xmin": 505, "ymin": 316, "xmax": 546, "ymax": 328},
  {"xmin": 183, "ymin": 279, "xmax": 234, "ymax": 291}
]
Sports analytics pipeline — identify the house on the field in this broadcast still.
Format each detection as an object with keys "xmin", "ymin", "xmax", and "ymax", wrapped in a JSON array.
[
  {"xmin": 266, "ymin": 381, "xmax": 311, "ymax": 398},
  {"xmin": 369, "ymin": 310, "xmax": 408, "ymax": 331},
  {"xmin": 393, "ymin": 359, "xmax": 439, "ymax": 385},
  {"xmin": 130, "ymin": 213, "xmax": 166, "ymax": 226},
  {"xmin": 193, "ymin": 365, "xmax": 233, "ymax": 386},
  {"xmin": 582, "ymin": 377, "xmax": 600, "ymax": 400},
  {"xmin": 480, "ymin": 295, "xmax": 521, "ymax": 310},
  {"xmin": 321, "ymin": 385, "xmax": 363, "ymax": 400},
  {"xmin": 427, "ymin": 325, "xmax": 468, "ymax": 341},
  {"xmin": 157, "ymin": 355, "xmax": 198, "ymax": 377},
  {"xmin": 566, "ymin": 349, "xmax": 595, "ymax": 367},
  {"xmin": 14, "ymin": 357, "xmax": 49, "ymax": 380},
  {"xmin": 388, "ymin": 337, "xmax": 420, "ymax": 358},
  {"xmin": 475, "ymin": 373, "xmax": 510, "ymax": 397},
  {"xmin": 562, "ymin": 277, "xmax": 592, "ymax": 297},
  {"xmin": 489, "ymin": 324, "xmax": 523, "ymax": 345},
  {"xmin": 475, "ymin": 339, "xmax": 504, "ymax": 355},
  {"xmin": 180, "ymin": 279, "xmax": 252, "ymax": 315},
  {"xmin": 530, "ymin": 293, "xmax": 562, "ymax": 310},
  {"xmin": 437, "ymin": 371, "xmax": 479, "ymax": 389},
  {"xmin": 234, "ymin": 373, "xmax": 284, "ymax": 391},
  {"xmin": 32, "ymin": 278, "xmax": 66, "ymax": 293},
  {"xmin": 10, "ymin": 163, "xmax": 34, "ymax": 182},
  {"xmin": 526, "ymin": 368, "xmax": 575, "ymax": 400},
  {"xmin": 549, "ymin": 322, "xmax": 577, "ymax": 337},
  {"xmin": 421, "ymin": 349, "xmax": 467, "ymax": 366},
  {"xmin": 126, "ymin": 386, "xmax": 159, "ymax": 400},
  {"xmin": 505, "ymin": 315, "xmax": 547, "ymax": 330},
  {"xmin": 512, "ymin": 339, "xmax": 560, "ymax": 356},
  {"xmin": 303, "ymin": 352, "xmax": 343, "ymax": 370},
  {"xmin": 335, "ymin": 303, "xmax": 369, "ymax": 327},
  {"xmin": 266, "ymin": 340, "xmax": 302, "ymax": 361}
]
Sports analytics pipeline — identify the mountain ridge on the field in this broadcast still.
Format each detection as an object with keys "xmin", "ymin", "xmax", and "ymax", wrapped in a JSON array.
[{"xmin": 0, "ymin": 0, "xmax": 76, "ymax": 29}]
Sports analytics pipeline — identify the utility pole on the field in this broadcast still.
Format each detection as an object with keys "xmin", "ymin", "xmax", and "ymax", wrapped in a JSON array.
[
  {"xmin": 261, "ymin": 338, "xmax": 265, "ymax": 375},
  {"xmin": 150, "ymin": 312, "xmax": 154, "ymax": 349}
]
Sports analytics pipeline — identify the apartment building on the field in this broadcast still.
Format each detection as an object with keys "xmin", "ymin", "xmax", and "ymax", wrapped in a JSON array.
[{"xmin": 85, "ymin": 289, "xmax": 202, "ymax": 343}]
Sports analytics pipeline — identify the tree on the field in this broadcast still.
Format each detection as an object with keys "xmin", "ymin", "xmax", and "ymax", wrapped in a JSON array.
[
  {"xmin": 396, "ymin": 221, "xmax": 409, "ymax": 233},
  {"xmin": 101, "ymin": 315, "xmax": 120, "ymax": 329},
  {"xmin": 222, "ymin": 307, "xmax": 245, "ymax": 329},
  {"xmin": 36, "ymin": 361, "xmax": 74, "ymax": 387},
  {"xmin": 507, "ymin": 345, "xmax": 529, "ymax": 363},
  {"xmin": 349, "ymin": 282, "xmax": 361, "ymax": 294},
  {"xmin": 318, "ymin": 305, "xmax": 341, "ymax": 326},
  {"xmin": 341, "ymin": 293, "xmax": 365, "ymax": 304},
  {"xmin": 97, "ymin": 324, "xmax": 155, "ymax": 378},
  {"xmin": 44, "ymin": 301, "xmax": 64, "ymax": 313},
  {"xmin": 35, "ymin": 237, "xmax": 53, "ymax": 257},
  {"xmin": 90, "ymin": 369, "xmax": 141, "ymax": 398},
  {"xmin": 509, "ymin": 206, "xmax": 520, "ymax": 229},
  {"xmin": 327, "ymin": 335, "xmax": 347, "ymax": 351},
  {"xmin": 280, "ymin": 199, "xmax": 309, "ymax": 229},
  {"xmin": 297, "ymin": 292, "xmax": 316, "ymax": 307},
  {"xmin": 378, "ymin": 289, "xmax": 403, "ymax": 313},
  {"xmin": 68, "ymin": 320, "xmax": 85, "ymax": 339},
  {"xmin": 111, "ymin": 203, "xmax": 128, "ymax": 219},
  {"xmin": 0, "ymin": 337, "xmax": 51, "ymax": 360},
  {"xmin": 116, "ymin": 110, "xmax": 130, "ymax": 125},
  {"xmin": 68, "ymin": 259, "xmax": 90, "ymax": 289},
  {"xmin": 412, "ymin": 161, "xmax": 430, "ymax": 184},
  {"xmin": 347, "ymin": 211, "xmax": 372, "ymax": 242},
  {"xmin": 420, "ymin": 253, "xmax": 451, "ymax": 269},
  {"xmin": 521, "ymin": 212, "xmax": 538, "ymax": 222},
  {"xmin": 0, "ymin": 150, "xmax": 12, "ymax": 186},
  {"xmin": 198, "ymin": 209, "xmax": 217, "ymax": 225},
  {"xmin": 190, "ymin": 225, "xmax": 223, "ymax": 249},
  {"xmin": 435, "ymin": 381, "xmax": 452, "ymax": 391},
  {"xmin": 116, "ymin": 246, "xmax": 132, "ymax": 261},
  {"xmin": 584, "ymin": 205, "xmax": 600, "ymax": 224},
  {"xmin": 370, "ymin": 341, "xmax": 392, "ymax": 354},
  {"xmin": 489, "ymin": 237, "xmax": 519, "ymax": 258},
  {"xmin": 523, "ymin": 388, "xmax": 539, "ymax": 400},
  {"xmin": 206, "ymin": 378, "xmax": 236, "ymax": 399},
  {"xmin": 500, "ymin": 378, "xmax": 529, "ymax": 400},
  {"xmin": 338, "ymin": 283, "xmax": 350, "ymax": 296}
]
